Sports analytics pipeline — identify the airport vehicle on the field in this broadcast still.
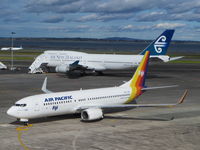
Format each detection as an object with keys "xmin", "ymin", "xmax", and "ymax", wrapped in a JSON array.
[
  {"xmin": 7, "ymin": 51, "xmax": 187, "ymax": 123},
  {"xmin": 28, "ymin": 30, "xmax": 183, "ymax": 74},
  {"xmin": 1, "ymin": 46, "xmax": 23, "ymax": 51},
  {"xmin": 0, "ymin": 62, "xmax": 7, "ymax": 70}
]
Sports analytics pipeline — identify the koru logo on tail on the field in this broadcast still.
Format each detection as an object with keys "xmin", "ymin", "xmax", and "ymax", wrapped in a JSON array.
[{"xmin": 154, "ymin": 36, "xmax": 167, "ymax": 53}]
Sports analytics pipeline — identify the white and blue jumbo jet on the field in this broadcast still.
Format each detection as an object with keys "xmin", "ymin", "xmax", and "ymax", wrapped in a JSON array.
[
  {"xmin": 28, "ymin": 30, "xmax": 183, "ymax": 74},
  {"xmin": 7, "ymin": 51, "xmax": 188, "ymax": 123}
]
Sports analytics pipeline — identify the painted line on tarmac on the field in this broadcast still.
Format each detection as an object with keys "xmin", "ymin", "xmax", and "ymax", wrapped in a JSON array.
[{"xmin": 16, "ymin": 124, "xmax": 33, "ymax": 150}]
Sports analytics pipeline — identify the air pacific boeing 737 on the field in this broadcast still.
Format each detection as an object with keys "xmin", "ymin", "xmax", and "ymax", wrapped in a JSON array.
[
  {"xmin": 7, "ymin": 51, "xmax": 187, "ymax": 124},
  {"xmin": 28, "ymin": 30, "xmax": 183, "ymax": 74}
]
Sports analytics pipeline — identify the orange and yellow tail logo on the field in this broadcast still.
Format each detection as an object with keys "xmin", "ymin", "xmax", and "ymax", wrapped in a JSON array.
[{"xmin": 125, "ymin": 51, "xmax": 150, "ymax": 103}]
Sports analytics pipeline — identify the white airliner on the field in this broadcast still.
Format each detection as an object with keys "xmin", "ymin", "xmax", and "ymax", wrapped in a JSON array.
[
  {"xmin": 28, "ymin": 30, "xmax": 183, "ymax": 74},
  {"xmin": 7, "ymin": 51, "xmax": 187, "ymax": 123},
  {"xmin": 1, "ymin": 46, "xmax": 23, "ymax": 51}
]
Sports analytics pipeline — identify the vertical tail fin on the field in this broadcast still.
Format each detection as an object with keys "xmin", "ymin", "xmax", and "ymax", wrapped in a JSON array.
[
  {"xmin": 121, "ymin": 51, "xmax": 150, "ymax": 88},
  {"xmin": 140, "ymin": 29, "xmax": 174, "ymax": 55},
  {"xmin": 121, "ymin": 51, "xmax": 150, "ymax": 103},
  {"xmin": 131, "ymin": 51, "xmax": 150, "ymax": 88}
]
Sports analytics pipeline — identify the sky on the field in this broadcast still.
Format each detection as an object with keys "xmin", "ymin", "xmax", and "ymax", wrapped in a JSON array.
[{"xmin": 0, "ymin": 0, "xmax": 200, "ymax": 41}]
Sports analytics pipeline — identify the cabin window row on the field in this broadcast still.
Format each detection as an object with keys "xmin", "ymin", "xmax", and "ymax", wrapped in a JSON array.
[
  {"xmin": 78, "ymin": 99, "xmax": 86, "ymax": 102},
  {"xmin": 44, "ymin": 100, "xmax": 72, "ymax": 105},
  {"xmin": 88, "ymin": 94, "xmax": 130, "ymax": 100}
]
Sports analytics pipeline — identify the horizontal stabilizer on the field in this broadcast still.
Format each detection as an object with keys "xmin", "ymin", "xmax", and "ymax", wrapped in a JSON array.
[
  {"xmin": 149, "ymin": 56, "xmax": 183, "ymax": 63},
  {"xmin": 168, "ymin": 56, "xmax": 184, "ymax": 62},
  {"xmin": 142, "ymin": 85, "xmax": 178, "ymax": 90},
  {"xmin": 41, "ymin": 77, "xmax": 53, "ymax": 93}
]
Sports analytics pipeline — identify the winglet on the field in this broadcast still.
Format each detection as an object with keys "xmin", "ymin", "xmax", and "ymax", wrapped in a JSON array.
[
  {"xmin": 41, "ymin": 77, "xmax": 53, "ymax": 93},
  {"xmin": 178, "ymin": 90, "xmax": 188, "ymax": 104}
]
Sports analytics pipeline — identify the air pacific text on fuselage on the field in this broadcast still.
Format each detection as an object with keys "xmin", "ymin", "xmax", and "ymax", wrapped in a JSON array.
[{"xmin": 44, "ymin": 96, "xmax": 72, "ymax": 102}]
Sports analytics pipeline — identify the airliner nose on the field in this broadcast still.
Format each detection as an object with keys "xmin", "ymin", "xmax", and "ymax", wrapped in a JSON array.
[{"xmin": 7, "ymin": 107, "xmax": 15, "ymax": 117}]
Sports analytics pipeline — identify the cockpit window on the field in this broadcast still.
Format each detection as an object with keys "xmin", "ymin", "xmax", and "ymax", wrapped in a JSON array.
[{"xmin": 15, "ymin": 104, "xmax": 27, "ymax": 107}]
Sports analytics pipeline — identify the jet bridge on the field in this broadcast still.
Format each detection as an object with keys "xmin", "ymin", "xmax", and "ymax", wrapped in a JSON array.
[{"xmin": 28, "ymin": 53, "xmax": 48, "ymax": 74}]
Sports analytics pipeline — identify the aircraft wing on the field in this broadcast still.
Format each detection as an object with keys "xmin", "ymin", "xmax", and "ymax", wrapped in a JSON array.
[
  {"xmin": 62, "ymin": 60, "xmax": 105, "ymax": 72},
  {"xmin": 71, "ymin": 62, "xmax": 106, "ymax": 71},
  {"xmin": 142, "ymin": 85, "xmax": 178, "ymax": 90},
  {"xmin": 77, "ymin": 90, "xmax": 188, "ymax": 111},
  {"xmin": 85, "ymin": 63, "xmax": 106, "ymax": 71},
  {"xmin": 69, "ymin": 60, "xmax": 88, "ymax": 71}
]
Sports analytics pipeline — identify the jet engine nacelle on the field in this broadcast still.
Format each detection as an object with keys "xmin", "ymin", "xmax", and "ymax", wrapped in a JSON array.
[
  {"xmin": 55, "ymin": 65, "xmax": 69, "ymax": 73},
  {"xmin": 81, "ymin": 108, "xmax": 103, "ymax": 121}
]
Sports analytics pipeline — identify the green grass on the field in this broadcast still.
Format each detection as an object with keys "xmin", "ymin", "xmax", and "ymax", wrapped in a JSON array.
[
  {"xmin": 0, "ymin": 50, "xmax": 43, "ymax": 55},
  {"xmin": 169, "ymin": 60, "xmax": 200, "ymax": 64},
  {"xmin": 184, "ymin": 55, "xmax": 200, "ymax": 59},
  {"xmin": 0, "ymin": 56, "xmax": 34, "ymax": 60}
]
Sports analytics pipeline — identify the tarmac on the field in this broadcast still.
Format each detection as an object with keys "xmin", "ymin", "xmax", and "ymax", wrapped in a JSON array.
[{"xmin": 0, "ymin": 63, "xmax": 200, "ymax": 150}]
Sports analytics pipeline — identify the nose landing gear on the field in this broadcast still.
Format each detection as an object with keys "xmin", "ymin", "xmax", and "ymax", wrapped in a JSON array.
[{"xmin": 19, "ymin": 118, "xmax": 29, "ymax": 126}]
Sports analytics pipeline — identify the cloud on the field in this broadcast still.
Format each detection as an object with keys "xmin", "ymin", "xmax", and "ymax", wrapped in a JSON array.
[
  {"xmin": 42, "ymin": 16, "xmax": 64, "ymax": 23},
  {"xmin": 24, "ymin": 0, "xmax": 162, "ymax": 14},
  {"xmin": 3, "ymin": 16, "xmax": 28, "ymax": 23},
  {"xmin": 45, "ymin": 24, "xmax": 91, "ymax": 33},
  {"xmin": 25, "ymin": 0, "xmax": 87, "ymax": 13},
  {"xmin": 95, "ymin": 0, "xmax": 151, "ymax": 13},
  {"xmin": 78, "ymin": 13, "xmax": 133, "ymax": 22},
  {"xmin": 78, "ymin": 14, "xmax": 98, "ymax": 22},
  {"xmin": 24, "ymin": 0, "xmax": 200, "ymax": 15},
  {"xmin": 135, "ymin": 11, "xmax": 166, "ymax": 22},
  {"xmin": 120, "ymin": 24, "xmax": 154, "ymax": 32},
  {"xmin": 23, "ymin": 0, "xmax": 200, "ymax": 23},
  {"xmin": 0, "ymin": 0, "xmax": 200, "ymax": 40},
  {"xmin": 165, "ymin": 0, "xmax": 200, "ymax": 13},
  {"xmin": 46, "ymin": 26, "xmax": 67, "ymax": 32},
  {"xmin": 170, "ymin": 12, "xmax": 200, "ymax": 22},
  {"xmin": 76, "ymin": 25, "xmax": 90, "ymax": 29},
  {"xmin": 122, "ymin": 24, "xmax": 134, "ymax": 30},
  {"xmin": 154, "ymin": 23, "xmax": 186, "ymax": 29},
  {"xmin": 120, "ymin": 23, "xmax": 186, "ymax": 32}
]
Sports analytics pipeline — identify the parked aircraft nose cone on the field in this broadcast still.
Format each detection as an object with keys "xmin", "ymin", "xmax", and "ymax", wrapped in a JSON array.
[{"xmin": 7, "ymin": 107, "xmax": 15, "ymax": 117}]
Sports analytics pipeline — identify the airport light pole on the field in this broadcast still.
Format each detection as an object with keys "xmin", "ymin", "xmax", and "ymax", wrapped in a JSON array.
[{"xmin": 11, "ymin": 32, "xmax": 16, "ymax": 70}]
